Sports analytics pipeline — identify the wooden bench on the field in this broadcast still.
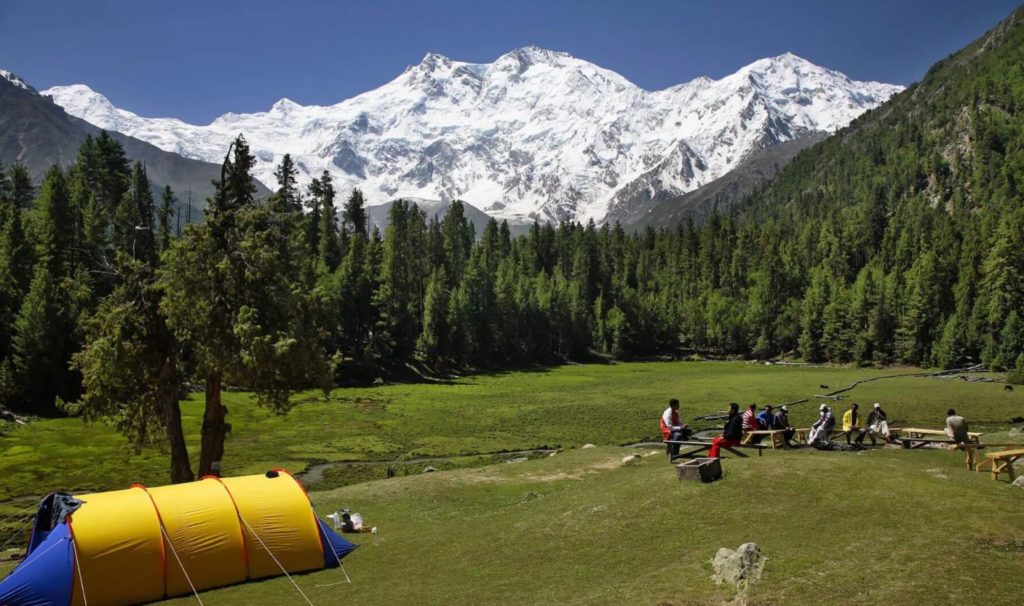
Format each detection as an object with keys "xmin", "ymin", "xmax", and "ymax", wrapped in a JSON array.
[
  {"xmin": 976, "ymin": 448, "xmax": 1024, "ymax": 481},
  {"xmin": 893, "ymin": 427, "xmax": 982, "ymax": 443},
  {"xmin": 663, "ymin": 440, "xmax": 764, "ymax": 461},
  {"xmin": 793, "ymin": 428, "xmax": 845, "ymax": 444},
  {"xmin": 742, "ymin": 430, "xmax": 789, "ymax": 449}
]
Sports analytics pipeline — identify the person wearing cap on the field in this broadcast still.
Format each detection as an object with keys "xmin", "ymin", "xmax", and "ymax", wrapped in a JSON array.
[
  {"xmin": 842, "ymin": 403, "xmax": 865, "ymax": 445},
  {"xmin": 774, "ymin": 405, "xmax": 797, "ymax": 447},
  {"xmin": 863, "ymin": 402, "xmax": 890, "ymax": 445},
  {"xmin": 808, "ymin": 404, "xmax": 835, "ymax": 447},
  {"xmin": 710, "ymin": 402, "xmax": 743, "ymax": 458},
  {"xmin": 660, "ymin": 398, "xmax": 693, "ymax": 458}
]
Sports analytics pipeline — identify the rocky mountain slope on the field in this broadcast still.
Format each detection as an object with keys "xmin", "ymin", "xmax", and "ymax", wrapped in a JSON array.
[{"xmin": 0, "ymin": 72, "xmax": 267, "ymax": 209}]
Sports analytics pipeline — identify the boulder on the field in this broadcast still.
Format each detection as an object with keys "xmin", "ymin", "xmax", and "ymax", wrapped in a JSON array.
[
  {"xmin": 581, "ymin": 444, "xmax": 596, "ymax": 449},
  {"xmin": 422, "ymin": 466, "xmax": 437, "ymax": 473},
  {"xmin": 1012, "ymin": 476, "xmax": 1024, "ymax": 489},
  {"xmin": 712, "ymin": 543, "xmax": 766, "ymax": 587},
  {"xmin": 622, "ymin": 454, "xmax": 643, "ymax": 466}
]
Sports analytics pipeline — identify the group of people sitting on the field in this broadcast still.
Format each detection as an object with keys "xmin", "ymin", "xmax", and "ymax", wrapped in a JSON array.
[
  {"xmin": 659, "ymin": 399, "xmax": 897, "ymax": 458},
  {"xmin": 805, "ymin": 401, "xmax": 893, "ymax": 448}
]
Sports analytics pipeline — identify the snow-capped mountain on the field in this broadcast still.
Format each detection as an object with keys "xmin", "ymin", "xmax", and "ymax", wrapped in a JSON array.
[
  {"xmin": 43, "ymin": 48, "xmax": 902, "ymax": 224},
  {"xmin": 1, "ymin": 69, "xmax": 35, "ymax": 93}
]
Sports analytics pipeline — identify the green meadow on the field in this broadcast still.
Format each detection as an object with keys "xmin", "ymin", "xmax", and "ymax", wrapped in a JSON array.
[{"xmin": 2, "ymin": 361, "xmax": 1023, "ymax": 603}]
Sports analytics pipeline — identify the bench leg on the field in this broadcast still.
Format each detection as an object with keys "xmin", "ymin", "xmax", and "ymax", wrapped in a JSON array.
[{"xmin": 1008, "ymin": 458, "xmax": 1018, "ymax": 481}]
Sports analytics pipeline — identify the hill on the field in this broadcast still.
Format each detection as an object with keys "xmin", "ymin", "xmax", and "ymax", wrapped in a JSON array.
[
  {"xmin": 666, "ymin": 5, "xmax": 1024, "ymax": 369},
  {"xmin": 0, "ymin": 73, "xmax": 268, "ymax": 213}
]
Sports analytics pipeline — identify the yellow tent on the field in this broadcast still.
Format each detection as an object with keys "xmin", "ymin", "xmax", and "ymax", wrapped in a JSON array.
[{"xmin": 0, "ymin": 470, "xmax": 356, "ymax": 606}]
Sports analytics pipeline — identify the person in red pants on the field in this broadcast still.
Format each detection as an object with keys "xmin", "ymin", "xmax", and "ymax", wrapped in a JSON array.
[{"xmin": 710, "ymin": 402, "xmax": 743, "ymax": 458}]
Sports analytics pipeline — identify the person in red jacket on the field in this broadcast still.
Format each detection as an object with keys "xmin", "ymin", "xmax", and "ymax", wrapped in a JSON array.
[
  {"xmin": 661, "ymin": 398, "xmax": 693, "ymax": 458},
  {"xmin": 710, "ymin": 402, "xmax": 743, "ymax": 458}
]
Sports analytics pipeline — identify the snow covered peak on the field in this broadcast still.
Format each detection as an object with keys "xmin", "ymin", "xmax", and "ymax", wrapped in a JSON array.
[
  {"xmin": 1, "ymin": 69, "xmax": 36, "ymax": 93},
  {"xmin": 42, "ymin": 84, "xmax": 128, "ymax": 129},
  {"xmin": 43, "ymin": 48, "xmax": 904, "ymax": 224}
]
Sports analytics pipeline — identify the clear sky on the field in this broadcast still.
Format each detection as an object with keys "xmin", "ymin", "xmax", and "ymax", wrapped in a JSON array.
[{"xmin": 1, "ymin": 0, "xmax": 1019, "ymax": 124}]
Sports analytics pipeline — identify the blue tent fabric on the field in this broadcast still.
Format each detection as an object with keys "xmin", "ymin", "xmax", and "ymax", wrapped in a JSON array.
[
  {"xmin": 0, "ymin": 522, "xmax": 73, "ymax": 606},
  {"xmin": 316, "ymin": 517, "xmax": 358, "ymax": 568}
]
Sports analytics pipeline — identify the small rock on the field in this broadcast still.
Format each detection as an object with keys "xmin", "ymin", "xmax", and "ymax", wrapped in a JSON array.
[
  {"xmin": 622, "ymin": 454, "xmax": 642, "ymax": 465},
  {"xmin": 505, "ymin": 457, "xmax": 528, "ymax": 464},
  {"xmin": 422, "ymin": 466, "xmax": 437, "ymax": 473},
  {"xmin": 548, "ymin": 450, "xmax": 560, "ymax": 457},
  {"xmin": 581, "ymin": 444, "xmax": 596, "ymax": 449},
  {"xmin": 1012, "ymin": 476, "xmax": 1024, "ymax": 489},
  {"xmin": 712, "ymin": 543, "xmax": 766, "ymax": 587}
]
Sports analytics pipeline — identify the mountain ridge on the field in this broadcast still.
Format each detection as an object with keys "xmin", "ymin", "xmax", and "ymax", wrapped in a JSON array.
[{"xmin": 40, "ymin": 48, "xmax": 902, "ymax": 224}]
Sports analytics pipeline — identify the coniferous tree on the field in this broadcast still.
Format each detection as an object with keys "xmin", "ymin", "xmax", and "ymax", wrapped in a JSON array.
[
  {"xmin": 158, "ymin": 185, "xmax": 175, "ymax": 254},
  {"xmin": 161, "ymin": 138, "xmax": 326, "ymax": 476},
  {"xmin": 342, "ymin": 188, "xmax": 368, "ymax": 237},
  {"xmin": 318, "ymin": 176, "xmax": 341, "ymax": 271}
]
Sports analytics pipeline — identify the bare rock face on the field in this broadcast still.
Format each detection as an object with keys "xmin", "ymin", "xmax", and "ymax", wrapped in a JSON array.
[{"xmin": 712, "ymin": 543, "xmax": 766, "ymax": 587}]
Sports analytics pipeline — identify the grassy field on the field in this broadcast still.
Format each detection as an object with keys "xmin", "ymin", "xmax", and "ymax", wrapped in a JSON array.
[
  {"xmin": 2, "ymin": 361, "xmax": 1023, "ymax": 604},
  {"xmin": 3, "ymin": 362, "xmax": 1023, "ymax": 503},
  {"xmin": 25, "ymin": 446, "xmax": 1014, "ymax": 606}
]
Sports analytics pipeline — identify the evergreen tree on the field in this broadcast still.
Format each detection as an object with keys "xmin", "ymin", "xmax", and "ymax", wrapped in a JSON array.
[
  {"xmin": 158, "ymin": 185, "xmax": 175, "ymax": 254},
  {"xmin": 70, "ymin": 255, "xmax": 192, "ymax": 482},
  {"xmin": 161, "ymin": 138, "xmax": 327, "ymax": 476},
  {"xmin": 271, "ymin": 153, "xmax": 301, "ymax": 213},
  {"xmin": 318, "ymin": 176, "xmax": 342, "ymax": 271},
  {"xmin": 342, "ymin": 188, "xmax": 368, "ymax": 237},
  {"xmin": 9, "ymin": 264, "xmax": 64, "ymax": 413},
  {"xmin": 416, "ymin": 267, "xmax": 450, "ymax": 365}
]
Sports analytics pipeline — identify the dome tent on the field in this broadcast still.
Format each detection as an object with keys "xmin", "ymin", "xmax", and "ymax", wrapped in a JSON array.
[{"xmin": 0, "ymin": 470, "xmax": 356, "ymax": 605}]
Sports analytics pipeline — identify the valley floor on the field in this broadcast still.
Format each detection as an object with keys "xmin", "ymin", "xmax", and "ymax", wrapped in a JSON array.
[{"xmin": 2, "ymin": 361, "xmax": 1023, "ymax": 604}]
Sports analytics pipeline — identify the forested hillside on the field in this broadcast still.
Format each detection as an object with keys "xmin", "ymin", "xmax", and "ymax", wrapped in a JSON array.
[
  {"xmin": 1, "ymin": 8, "xmax": 1022, "ymax": 472},
  {"xmin": 724, "ymin": 5, "xmax": 1024, "ymax": 370}
]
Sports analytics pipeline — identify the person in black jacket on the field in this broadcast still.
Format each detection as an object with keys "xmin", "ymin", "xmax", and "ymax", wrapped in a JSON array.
[{"xmin": 710, "ymin": 402, "xmax": 743, "ymax": 458}]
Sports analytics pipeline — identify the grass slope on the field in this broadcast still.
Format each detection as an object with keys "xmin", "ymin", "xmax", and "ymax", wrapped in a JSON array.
[{"xmin": 141, "ymin": 446, "xmax": 1024, "ymax": 606}]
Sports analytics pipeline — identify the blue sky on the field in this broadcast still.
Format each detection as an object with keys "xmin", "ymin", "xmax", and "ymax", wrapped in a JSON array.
[{"xmin": 1, "ymin": 0, "xmax": 1018, "ymax": 124}]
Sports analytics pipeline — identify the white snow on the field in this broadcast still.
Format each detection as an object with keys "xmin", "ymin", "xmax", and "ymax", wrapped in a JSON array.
[
  {"xmin": 1, "ymin": 69, "xmax": 34, "ymax": 92},
  {"xmin": 40, "ymin": 48, "xmax": 903, "ymax": 224}
]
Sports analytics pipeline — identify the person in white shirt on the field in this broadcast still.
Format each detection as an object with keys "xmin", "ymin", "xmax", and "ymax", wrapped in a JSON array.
[{"xmin": 660, "ymin": 398, "xmax": 693, "ymax": 458}]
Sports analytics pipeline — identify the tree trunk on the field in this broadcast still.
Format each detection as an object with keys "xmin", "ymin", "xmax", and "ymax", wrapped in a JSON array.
[
  {"xmin": 161, "ymin": 352, "xmax": 194, "ymax": 483},
  {"xmin": 198, "ymin": 371, "xmax": 228, "ymax": 477}
]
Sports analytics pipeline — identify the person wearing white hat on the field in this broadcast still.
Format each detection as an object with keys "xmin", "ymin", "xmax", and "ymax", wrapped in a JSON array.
[
  {"xmin": 863, "ymin": 402, "xmax": 890, "ymax": 445},
  {"xmin": 808, "ymin": 404, "xmax": 835, "ymax": 447}
]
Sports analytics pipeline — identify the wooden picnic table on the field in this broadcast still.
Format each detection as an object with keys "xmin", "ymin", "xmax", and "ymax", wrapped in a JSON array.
[
  {"xmin": 793, "ymin": 428, "xmax": 845, "ymax": 444},
  {"xmin": 975, "ymin": 447, "xmax": 1024, "ymax": 481},
  {"xmin": 663, "ymin": 440, "xmax": 763, "ymax": 461},
  {"xmin": 742, "ymin": 429, "xmax": 789, "ymax": 449},
  {"xmin": 893, "ymin": 427, "xmax": 982, "ymax": 443}
]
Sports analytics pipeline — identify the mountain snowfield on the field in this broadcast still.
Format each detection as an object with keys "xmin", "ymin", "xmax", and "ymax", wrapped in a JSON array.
[{"xmin": 41, "ymin": 47, "xmax": 902, "ymax": 224}]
